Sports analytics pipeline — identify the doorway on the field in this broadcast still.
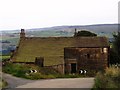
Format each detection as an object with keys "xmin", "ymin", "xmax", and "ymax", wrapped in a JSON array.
[{"xmin": 71, "ymin": 63, "xmax": 77, "ymax": 73}]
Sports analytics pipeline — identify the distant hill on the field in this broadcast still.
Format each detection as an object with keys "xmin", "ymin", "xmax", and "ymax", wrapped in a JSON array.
[
  {"xmin": 25, "ymin": 24, "xmax": 119, "ymax": 38},
  {"xmin": 1, "ymin": 24, "xmax": 119, "ymax": 33},
  {"xmin": 1, "ymin": 24, "xmax": 119, "ymax": 39},
  {"xmin": 27, "ymin": 24, "xmax": 119, "ymax": 33}
]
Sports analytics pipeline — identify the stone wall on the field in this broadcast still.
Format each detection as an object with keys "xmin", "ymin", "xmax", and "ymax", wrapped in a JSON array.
[
  {"xmin": 64, "ymin": 47, "xmax": 109, "ymax": 74},
  {"xmin": 45, "ymin": 64, "xmax": 64, "ymax": 74}
]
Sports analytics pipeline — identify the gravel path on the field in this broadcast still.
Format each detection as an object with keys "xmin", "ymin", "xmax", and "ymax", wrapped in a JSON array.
[{"xmin": 2, "ymin": 73, "xmax": 94, "ymax": 89}]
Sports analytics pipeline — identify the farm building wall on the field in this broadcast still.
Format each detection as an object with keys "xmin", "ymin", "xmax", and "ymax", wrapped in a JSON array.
[
  {"xmin": 64, "ymin": 47, "xmax": 109, "ymax": 74},
  {"xmin": 45, "ymin": 64, "xmax": 64, "ymax": 74}
]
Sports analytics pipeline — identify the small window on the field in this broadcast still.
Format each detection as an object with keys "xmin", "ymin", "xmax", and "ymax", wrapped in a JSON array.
[
  {"xmin": 96, "ymin": 54, "xmax": 99, "ymax": 58},
  {"xmin": 87, "ymin": 54, "xmax": 90, "ymax": 58},
  {"xmin": 103, "ymin": 48, "xmax": 107, "ymax": 53},
  {"xmin": 101, "ymin": 48, "xmax": 107, "ymax": 53}
]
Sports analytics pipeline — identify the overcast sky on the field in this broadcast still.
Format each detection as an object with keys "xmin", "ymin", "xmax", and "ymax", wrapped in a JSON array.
[{"xmin": 0, "ymin": 0, "xmax": 119, "ymax": 30}]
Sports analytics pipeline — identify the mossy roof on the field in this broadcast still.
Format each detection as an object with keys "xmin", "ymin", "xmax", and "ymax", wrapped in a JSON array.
[{"xmin": 13, "ymin": 37, "xmax": 109, "ymax": 66}]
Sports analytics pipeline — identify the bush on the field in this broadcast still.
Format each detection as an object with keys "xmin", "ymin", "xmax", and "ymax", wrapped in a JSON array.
[
  {"xmin": 105, "ymin": 66, "xmax": 120, "ymax": 78},
  {"xmin": 110, "ymin": 49, "xmax": 120, "ymax": 64},
  {"xmin": 74, "ymin": 30, "xmax": 97, "ymax": 37},
  {"xmin": 93, "ymin": 72, "xmax": 108, "ymax": 89},
  {"xmin": 93, "ymin": 66, "xmax": 120, "ymax": 89},
  {"xmin": 110, "ymin": 32, "xmax": 120, "ymax": 64},
  {"xmin": 2, "ymin": 63, "xmax": 28, "ymax": 78}
]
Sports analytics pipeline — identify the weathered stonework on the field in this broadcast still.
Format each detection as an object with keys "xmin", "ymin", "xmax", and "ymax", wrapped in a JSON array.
[{"xmin": 64, "ymin": 47, "xmax": 109, "ymax": 74}]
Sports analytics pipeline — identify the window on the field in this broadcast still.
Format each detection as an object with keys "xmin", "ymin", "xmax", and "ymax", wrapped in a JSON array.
[
  {"xmin": 87, "ymin": 54, "xmax": 90, "ymax": 58},
  {"xmin": 96, "ymin": 54, "xmax": 99, "ymax": 58},
  {"xmin": 103, "ymin": 48, "xmax": 107, "ymax": 53},
  {"xmin": 101, "ymin": 48, "xmax": 107, "ymax": 53}
]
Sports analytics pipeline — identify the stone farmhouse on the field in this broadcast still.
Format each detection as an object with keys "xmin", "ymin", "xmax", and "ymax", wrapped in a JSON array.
[{"xmin": 12, "ymin": 29, "xmax": 110, "ymax": 74}]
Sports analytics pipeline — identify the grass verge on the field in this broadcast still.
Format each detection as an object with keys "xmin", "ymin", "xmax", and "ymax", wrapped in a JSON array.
[{"xmin": 2, "ymin": 62, "xmax": 86, "ymax": 80}]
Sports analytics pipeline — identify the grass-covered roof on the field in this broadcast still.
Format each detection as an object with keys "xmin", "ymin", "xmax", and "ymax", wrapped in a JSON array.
[{"xmin": 13, "ymin": 37, "xmax": 109, "ymax": 66}]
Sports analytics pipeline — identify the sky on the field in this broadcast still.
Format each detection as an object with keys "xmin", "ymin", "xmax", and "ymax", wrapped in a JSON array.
[{"xmin": 0, "ymin": 0, "xmax": 120, "ymax": 30}]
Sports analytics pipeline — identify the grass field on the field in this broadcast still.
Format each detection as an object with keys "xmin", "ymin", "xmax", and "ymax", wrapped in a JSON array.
[
  {"xmin": 0, "ymin": 55, "xmax": 10, "ymax": 61},
  {"xmin": 2, "ymin": 37, "xmax": 19, "ymax": 45},
  {"xmin": 27, "ymin": 30, "xmax": 73, "ymax": 37}
]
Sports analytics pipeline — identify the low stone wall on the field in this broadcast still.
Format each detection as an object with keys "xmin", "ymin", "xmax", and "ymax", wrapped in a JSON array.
[{"xmin": 45, "ymin": 64, "xmax": 64, "ymax": 74}]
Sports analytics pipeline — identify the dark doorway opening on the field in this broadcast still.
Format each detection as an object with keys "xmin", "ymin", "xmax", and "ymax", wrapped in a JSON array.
[{"xmin": 71, "ymin": 63, "xmax": 77, "ymax": 73}]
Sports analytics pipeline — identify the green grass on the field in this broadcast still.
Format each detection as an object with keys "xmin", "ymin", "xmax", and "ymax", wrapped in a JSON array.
[
  {"xmin": 1, "ymin": 37, "xmax": 19, "ymax": 45},
  {"xmin": 2, "ymin": 62, "xmax": 59, "ymax": 79},
  {"xmin": 2, "ymin": 62, "xmax": 86, "ymax": 80},
  {"xmin": 0, "ymin": 55, "xmax": 10, "ymax": 61},
  {"xmin": 0, "ymin": 55, "xmax": 10, "ymax": 62},
  {"xmin": 14, "ymin": 37, "xmax": 75, "ymax": 66},
  {"xmin": 7, "ymin": 38, "xmax": 19, "ymax": 45},
  {"xmin": 27, "ymin": 30, "xmax": 73, "ymax": 37},
  {"xmin": 93, "ymin": 65, "xmax": 120, "ymax": 89}
]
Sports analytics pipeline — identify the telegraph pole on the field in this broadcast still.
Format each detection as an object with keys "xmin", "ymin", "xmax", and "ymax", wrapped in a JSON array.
[{"xmin": 118, "ymin": 1, "xmax": 120, "ymax": 32}]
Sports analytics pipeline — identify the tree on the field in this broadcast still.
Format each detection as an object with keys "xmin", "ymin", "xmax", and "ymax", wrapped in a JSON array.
[
  {"xmin": 74, "ymin": 30, "xmax": 97, "ymax": 37},
  {"xmin": 110, "ymin": 32, "xmax": 120, "ymax": 64},
  {"xmin": 113, "ymin": 32, "xmax": 120, "ymax": 55},
  {"xmin": 110, "ymin": 48, "xmax": 120, "ymax": 64}
]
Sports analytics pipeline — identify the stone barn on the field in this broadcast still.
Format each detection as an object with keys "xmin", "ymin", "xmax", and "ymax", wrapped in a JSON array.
[
  {"xmin": 12, "ymin": 29, "xmax": 110, "ymax": 74},
  {"xmin": 64, "ymin": 37, "xmax": 110, "ymax": 74}
]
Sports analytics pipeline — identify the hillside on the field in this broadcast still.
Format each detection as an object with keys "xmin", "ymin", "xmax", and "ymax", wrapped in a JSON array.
[
  {"xmin": 27, "ymin": 24, "xmax": 118, "ymax": 32},
  {"xmin": 1, "ymin": 24, "xmax": 119, "ymax": 34},
  {"xmin": 2, "ymin": 24, "xmax": 118, "ymax": 38}
]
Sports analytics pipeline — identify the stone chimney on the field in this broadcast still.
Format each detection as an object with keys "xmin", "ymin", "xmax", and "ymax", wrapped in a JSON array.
[
  {"xmin": 74, "ymin": 28, "xmax": 77, "ymax": 37},
  {"xmin": 20, "ymin": 29, "xmax": 25, "ymax": 38}
]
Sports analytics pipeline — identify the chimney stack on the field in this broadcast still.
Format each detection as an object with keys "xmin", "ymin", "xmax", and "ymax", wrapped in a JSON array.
[
  {"xmin": 20, "ymin": 29, "xmax": 25, "ymax": 38},
  {"xmin": 74, "ymin": 28, "xmax": 77, "ymax": 37}
]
